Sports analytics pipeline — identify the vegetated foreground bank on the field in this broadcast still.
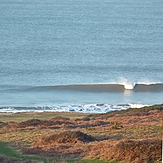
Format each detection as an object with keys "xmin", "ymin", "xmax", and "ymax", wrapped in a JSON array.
[{"xmin": 0, "ymin": 104, "xmax": 162, "ymax": 163}]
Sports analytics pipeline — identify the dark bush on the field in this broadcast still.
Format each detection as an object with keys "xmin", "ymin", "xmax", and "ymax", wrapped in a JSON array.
[
  {"xmin": 40, "ymin": 131, "xmax": 96, "ymax": 144},
  {"xmin": 50, "ymin": 116, "xmax": 70, "ymax": 121},
  {"xmin": 19, "ymin": 119, "xmax": 43, "ymax": 127},
  {"xmin": 0, "ymin": 155, "xmax": 42, "ymax": 163},
  {"xmin": 113, "ymin": 139, "xmax": 162, "ymax": 163},
  {"xmin": 0, "ymin": 121, "xmax": 8, "ymax": 128}
]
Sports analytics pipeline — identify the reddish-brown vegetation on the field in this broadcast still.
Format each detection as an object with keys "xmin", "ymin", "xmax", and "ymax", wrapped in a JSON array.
[
  {"xmin": 87, "ymin": 139, "xmax": 162, "ymax": 163},
  {"xmin": 38, "ymin": 131, "xmax": 95, "ymax": 144},
  {"xmin": 0, "ymin": 104, "xmax": 162, "ymax": 162}
]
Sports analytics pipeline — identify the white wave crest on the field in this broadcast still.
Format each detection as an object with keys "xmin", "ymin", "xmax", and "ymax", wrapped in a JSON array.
[
  {"xmin": 128, "ymin": 103, "xmax": 148, "ymax": 108},
  {"xmin": 0, "ymin": 103, "xmax": 149, "ymax": 113},
  {"xmin": 123, "ymin": 83, "xmax": 136, "ymax": 90},
  {"xmin": 118, "ymin": 78, "xmax": 136, "ymax": 90}
]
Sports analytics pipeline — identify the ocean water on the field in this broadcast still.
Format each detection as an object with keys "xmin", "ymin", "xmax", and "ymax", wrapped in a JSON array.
[{"xmin": 0, "ymin": 0, "xmax": 163, "ymax": 113}]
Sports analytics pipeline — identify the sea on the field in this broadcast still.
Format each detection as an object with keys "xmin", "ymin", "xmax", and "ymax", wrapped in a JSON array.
[{"xmin": 0, "ymin": 0, "xmax": 163, "ymax": 113}]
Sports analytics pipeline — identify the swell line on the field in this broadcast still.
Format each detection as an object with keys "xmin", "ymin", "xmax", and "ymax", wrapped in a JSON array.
[
  {"xmin": 27, "ymin": 83, "xmax": 163, "ymax": 93},
  {"xmin": 134, "ymin": 83, "xmax": 163, "ymax": 92}
]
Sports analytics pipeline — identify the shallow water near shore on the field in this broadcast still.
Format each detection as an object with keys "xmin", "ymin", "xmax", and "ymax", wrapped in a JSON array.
[
  {"xmin": 0, "ymin": 84, "xmax": 163, "ymax": 113},
  {"xmin": 0, "ymin": 0, "xmax": 163, "ymax": 112}
]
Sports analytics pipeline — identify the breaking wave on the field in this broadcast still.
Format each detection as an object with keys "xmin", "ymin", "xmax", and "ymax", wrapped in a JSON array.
[{"xmin": 0, "ymin": 103, "xmax": 148, "ymax": 113}]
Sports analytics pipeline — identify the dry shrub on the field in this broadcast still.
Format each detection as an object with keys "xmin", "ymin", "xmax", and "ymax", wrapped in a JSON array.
[
  {"xmin": 38, "ymin": 131, "xmax": 96, "ymax": 145},
  {"xmin": 113, "ymin": 139, "xmax": 162, "ymax": 163},
  {"xmin": 29, "ymin": 131, "xmax": 93, "ymax": 158},
  {"xmin": 87, "ymin": 140, "xmax": 113, "ymax": 159},
  {"xmin": 51, "ymin": 116, "xmax": 70, "ymax": 121},
  {"xmin": 50, "ymin": 117, "xmax": 72, "ymax": 126},
  {"xmin": 18, "ymin": 118, "xmax": 72, "ymax": 128},
  {"xmin": 0, "ymin": 121, "xmax": 8, "ymax": 128},
  {"xmin": 19, "ymin": 119, "xmax": 43, "ymax": 127},
  {"xmin": 82, "ymin": 117, "xmax": 90, "ymax": 121},
  {"xmin": 61, "ymin": 143, "xmax": 92, "ymax": 157},
  {"xmin": 87, "ymin": 139, "xmax": 162, "ymax": 163}
]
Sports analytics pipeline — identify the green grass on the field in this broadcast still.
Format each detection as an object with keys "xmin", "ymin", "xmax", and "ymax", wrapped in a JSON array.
[
  {"xmin": 0, "ymin": 141, "xmax": 79, "ymax": 163},
  {"xmin": 0, "ymin": 112, "xmax": 92, "ymax": 123},
  {"xmin": 0, "ymin": 141, "xmax": 126, "ymax": 163}
]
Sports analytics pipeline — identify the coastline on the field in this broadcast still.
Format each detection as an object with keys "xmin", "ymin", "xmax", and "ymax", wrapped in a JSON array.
[{"xmin": 0, "ymin": 103, "xmax": 149, "ymax": 114}]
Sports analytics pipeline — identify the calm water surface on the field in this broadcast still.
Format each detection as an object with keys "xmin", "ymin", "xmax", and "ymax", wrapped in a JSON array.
[{"xmin": 0, "ymin": 0, "xmax": 163, "ymax": 112}]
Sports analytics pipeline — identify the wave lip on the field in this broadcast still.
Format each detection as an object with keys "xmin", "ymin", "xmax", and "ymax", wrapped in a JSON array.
[
  {"xmin": 120, "ymin": 82, "xmax": 162, "ymax": 90},
  {"xmin": 27, "ymin": 82, "xmax": 163, "ymax": 93},
  {"xmin": 121, "ymin": 83, "xmax": 136, "ymax": 90}
]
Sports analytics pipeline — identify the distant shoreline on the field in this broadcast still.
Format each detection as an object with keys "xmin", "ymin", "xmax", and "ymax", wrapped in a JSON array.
[
  {"xmin": 0, "ymin": 104, "xmax": 162, "ymax": 122},
  {"xmin": 0, "ymin": 103, "xmax": 151, "ymax": 114}
]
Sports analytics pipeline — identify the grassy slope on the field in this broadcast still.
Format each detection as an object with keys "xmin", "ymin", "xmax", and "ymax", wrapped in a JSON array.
[
  {"xmin": 0, "ymin": 112, "xmax": 92, "ymax": 123},
  {"xmin": 87, "ymin": 104, "xmax": 163, "ymax": 118},
  {"xmin": 0, "ymin": 104, "xmax": 162, "ymax": 163},
  {"xmin": 0, "ymin": 141, "xmax": 124, "ymax": 163}
]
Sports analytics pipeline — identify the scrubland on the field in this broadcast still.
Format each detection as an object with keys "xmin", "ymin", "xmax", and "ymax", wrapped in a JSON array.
[{"xmin": 0, "ymin": 104, "xmax": 162, "ymax": 163}]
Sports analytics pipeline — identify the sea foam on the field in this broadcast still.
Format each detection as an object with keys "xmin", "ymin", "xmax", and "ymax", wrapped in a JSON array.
[
  {"xmin": 0, "ymin": 103, "xmax": 148, "ymax": 113},
  {"xmin": 122, "ymin": 83, "xmax": 136, "ymax": 90}
]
